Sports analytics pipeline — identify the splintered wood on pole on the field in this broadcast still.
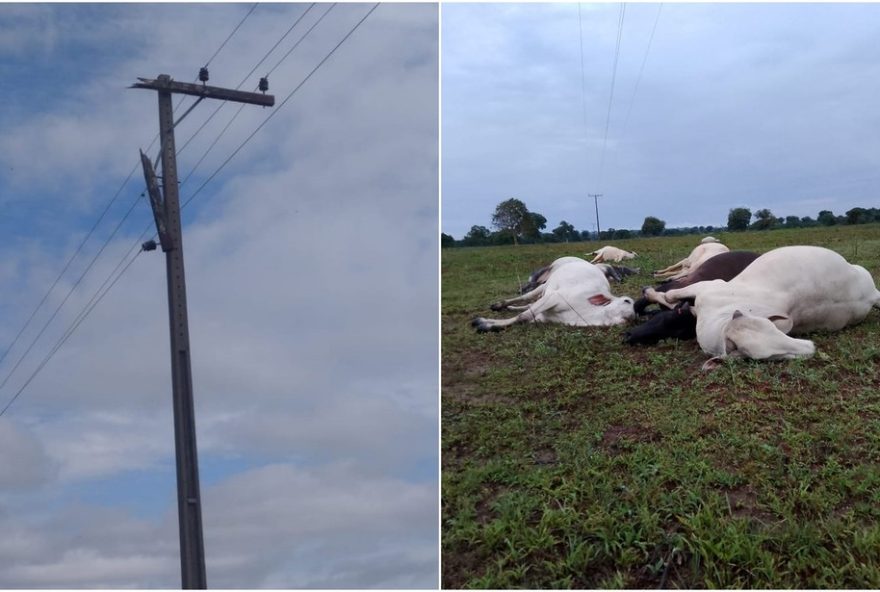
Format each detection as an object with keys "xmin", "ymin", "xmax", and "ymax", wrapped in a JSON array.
[{"xmin": 134, "ymin": 74, "xmax": 275, "ymax": 590}]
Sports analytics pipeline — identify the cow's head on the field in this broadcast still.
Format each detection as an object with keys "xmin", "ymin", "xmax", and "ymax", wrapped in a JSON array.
[
  {"xmin": 623, "ymin": 302, "xmax": 696, "ymax": 345},
  {"xmin": 589, "ymin": 293, "xmax": 636, "ymax": 325},
  {"xmin": 721, "ymin": 309, "xmax": 815, "ymax": 360}
]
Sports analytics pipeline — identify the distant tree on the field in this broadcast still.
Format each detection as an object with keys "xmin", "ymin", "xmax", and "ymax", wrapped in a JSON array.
[
  {"xmin": 784, "ymin": 216, "xmax": 802, "ymax": 228},
  {"xmin": 441, "ymin": 233, "xmax": 456, "ymax": 248},
  {"xmin": 800, "ymin": 216, "xmax": 816, "ymax": 227},
  {"xmin": 462, "ymin": 225, "xmax": 491, "ymax": 246},
  {"xmin": 491, "ymin": 198, "xmax": 530, "ymax": 245},
  {"xmin": 641, "ymin": 216, "xmax": 666, "ymax": 236},
  {"xmin": 552, "ymin": 220, "xmax": 579, "ymax": 242},
  {"xmin": 613, "ymin": 229, "xmax": 632, "ymax": 240},
  {"xmin": 579, "ymin": 230, "xmax": 594, "ymax": 241},
  {"xmin": 750, "ymin": 209, "xmax": 777, "ymax": 231},
  {"xmin": 522, "ymin": 212, "xmax": 548, "ymax": 241},
  {"xmin": 727, "ymin": 207, "xmax": 752, "ymax": 231},
  {"xmin": 846, "ymin": 207, "xmax": 870, "ymax": 225},
  {"xmin": 817, "ymin": 210, "xmax": 837, "ymax": 226}
]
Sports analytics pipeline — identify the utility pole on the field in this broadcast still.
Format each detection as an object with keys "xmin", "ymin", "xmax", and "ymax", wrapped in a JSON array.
[
  {"xmin": 133, "ymin": 73, "xmax": 274, "ymax": 589},
  {"xmin": 588, "ymin": 193, "xmax": 603, "ymax": 239}
]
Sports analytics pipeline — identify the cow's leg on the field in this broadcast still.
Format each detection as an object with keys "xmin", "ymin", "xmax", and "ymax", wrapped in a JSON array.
[
  {"xmin": 653, "ymin": 260, "xmax": 684, "ymax": 278},
  {"xmin": 474, "ymin": 293, "xmax": 560, "ymax": 332},
  {"xmin": 663, "ymin": 280, "xmax": 723, "ymax": 305},
  {"xmin": 521, "ymin": 264, "xmax": 554, "ymax": 294},
  {"xmin": 643, "ymin": 287, "xmax": 676, "ymax": 309},
  {"xmin": 491, "ymin": 284, "xmax": 546, "ymax": 311}
]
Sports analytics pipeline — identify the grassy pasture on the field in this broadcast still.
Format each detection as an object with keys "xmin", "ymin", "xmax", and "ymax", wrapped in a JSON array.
[{"xmin": 442, "ymin": 224, "xmax": 880, "ymax": 588}]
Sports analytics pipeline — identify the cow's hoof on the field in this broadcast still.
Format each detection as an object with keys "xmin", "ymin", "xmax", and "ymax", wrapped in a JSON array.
[
  {"xmin": 701, "ymin": 357, "xmax": 725, "ymax": 371},
  {"xmin": 490, "ymin": 302, "xmax": 505, "ymax": 311}
]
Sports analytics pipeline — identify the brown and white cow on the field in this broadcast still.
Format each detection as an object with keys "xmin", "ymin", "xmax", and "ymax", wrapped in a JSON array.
[{"xmin": 661, "ymin": 246, "xmax": 880, "ymax": 367}]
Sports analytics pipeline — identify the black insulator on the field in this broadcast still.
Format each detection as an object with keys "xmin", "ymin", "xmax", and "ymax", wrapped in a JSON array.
[
  {"xmin": 259, "ymin": 77, "xmax": 269, "ymax": 93},
  {"xmin": 142, "ymin": 239, "xmax": 158, "ymax": 252},
  {"xmin": 199, "ymin": 67, "xmax": 209, "ymax": 83}
]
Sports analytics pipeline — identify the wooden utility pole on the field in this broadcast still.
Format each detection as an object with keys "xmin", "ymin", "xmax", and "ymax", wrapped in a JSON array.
[
  {"xmin": 134, "ymin": 73, "xmax": 274, "ymax": 589},
  {"xmin": 588, "ymin": 193, "xmax": 603, "ymax": 239}
]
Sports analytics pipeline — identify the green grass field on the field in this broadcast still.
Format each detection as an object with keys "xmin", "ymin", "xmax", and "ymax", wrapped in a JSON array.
[{"xmin": 442, "ymin": 224, "xmax": 880, "ymax": 589}]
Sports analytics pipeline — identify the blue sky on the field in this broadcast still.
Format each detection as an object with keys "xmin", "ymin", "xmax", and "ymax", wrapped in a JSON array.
[
  {"xmin": 0, "ymin": 3, "xmax": 437, "ymax": 588},
  {"xmin": 442, "ymin": 3, "xmax": 880, "ymax": 239}
]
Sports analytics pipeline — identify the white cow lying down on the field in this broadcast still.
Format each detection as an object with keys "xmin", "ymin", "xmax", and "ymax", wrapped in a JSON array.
[
  {"xmin": 588, "ymin": 245, "xmax": 638, "ymax": 263},
  {"xmin": 662, "ymin": 246, "xmax": 880, "ymax": 366},
  {"xmin": 473, "ymin": 257, "xmax": 635, "ymax": 332},
  {"xmin": 653, "ymin": 241, "xmax": 729, "ymax": 280}
]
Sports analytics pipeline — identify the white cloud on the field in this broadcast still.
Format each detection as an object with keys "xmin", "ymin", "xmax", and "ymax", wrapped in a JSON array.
[
  {"xmin": 0, "ymin": 418, "xmax": 56, "ymax": 489},
  {"xmin": 0, "ymin": 463, "xmax": 437, "ymax": 589},
  {"xmin": 0, "ymin": 3, "xmax": 438, "ymax": 587}
]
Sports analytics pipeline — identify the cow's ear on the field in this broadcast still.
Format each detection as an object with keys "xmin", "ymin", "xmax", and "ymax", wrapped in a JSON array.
[
  {"xmin": 767, "ymin": 314, "xmax": 792, "ymax": 332},
  {"xmin": 589, "ymin": 294, "xmax": 611, "ymax": 306},
  {"xmin": 732, "ymin": 309, "xmax": 743, "ymax": 319}
]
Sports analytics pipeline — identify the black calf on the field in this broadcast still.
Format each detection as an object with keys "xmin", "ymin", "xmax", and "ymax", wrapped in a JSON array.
[{"xmin": 624, "ymin": 302, "xmax": 696, "ymax": 345}]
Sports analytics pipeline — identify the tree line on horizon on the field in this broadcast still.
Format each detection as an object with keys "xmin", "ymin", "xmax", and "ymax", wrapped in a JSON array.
[{"xmin": 442, "ymin": 198, "xmax": 880, "ymax": 248}]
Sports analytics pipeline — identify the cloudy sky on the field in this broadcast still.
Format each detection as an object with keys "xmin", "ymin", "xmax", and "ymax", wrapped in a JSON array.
[
  {"xmin": 442, "ymin": 3, "xmax": 880, "ymax": 239},
  {"xmin": 0, "ymin": 3, "xmax": 437, "ymax": 588}
]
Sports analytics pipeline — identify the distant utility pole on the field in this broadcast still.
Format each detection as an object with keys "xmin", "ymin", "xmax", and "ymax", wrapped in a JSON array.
[
  {"xmin": 588, "ymin": 193, "xmax": 603, "ymax": 239},
  {"xmin": 133, "ymin": 73, "xmax": 274, "ymax": 590}
]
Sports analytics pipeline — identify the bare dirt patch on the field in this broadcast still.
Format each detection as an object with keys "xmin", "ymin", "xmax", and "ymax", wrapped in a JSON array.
[{"xmin": 600, "ymin": 424, "xmax": 661, "ymax": 454}]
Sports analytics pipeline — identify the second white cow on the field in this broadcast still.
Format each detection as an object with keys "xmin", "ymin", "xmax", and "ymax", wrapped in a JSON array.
[
  {"xmin": 662, "ymin": 246, "xmax": 880, "ymax": 366},
  {"xmin": 653, "ymin": 241, "xmax": 730, "ymax": 280},
  {"xmin": 473, "ymin": 257, "xmax": 635, "ymax": 331}
]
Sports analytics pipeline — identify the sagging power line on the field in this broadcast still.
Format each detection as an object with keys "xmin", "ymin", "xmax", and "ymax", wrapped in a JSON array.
[
  {"xmin": 0, "ymin": 3, "xmax": 264, "ymax": 408},
  {"xmin": 0, "ymin": 3, "xmax": 382, "ymax": 434}
]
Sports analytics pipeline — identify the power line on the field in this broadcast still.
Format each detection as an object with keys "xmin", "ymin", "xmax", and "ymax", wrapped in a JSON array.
[
  {"xmin": 596, "ymin": 2, "xmax": 626, "ymax": 193},
  {"xmin": 620, "ymin": 3, "xmax": 662, "ymax": 135},
  {"xmin": 0, "ymin": 165, "xmax": 139, "ymax": 371},
  {"xmin": 0, "ymin": 3, "xmax": 382, "ymax": 417},
  {"xmin": 181, "ymin": 3, "xmax": 381, "ymax": 213},
  {"xmin": 0, "ymin": 249, "xmax": 144, "ymax": 418},
  {"xmin": 577, "ymin": 4, "xmax": 588, "ymax": 131},
  {"xmin": 14, "ymin": 2, "xmax": 331, "ymax": 379},
  {"xmin": 0, "ymin": 1, "xmax": 266, "ymax": 377},
  {"xmin": 266, "ymin": 4, "xmax": 337, "ymax": 78},
  {"xmin": 172, "ymin": 3, "xmax": 261, "ymax": 115},
  {"xmin": 179, "ymin": 3, "xmax": 335, "ymax": 186},
  {"xmin": 205, "ymin": 3, "xmax": 260, "ymax": 68},
  {"xmin": 0, "ymin": 194, "xmax": 145, "ymax": 397},
  {"xmin": 177, "ymin": 3, "xmax": 319, "ymax": 158}
]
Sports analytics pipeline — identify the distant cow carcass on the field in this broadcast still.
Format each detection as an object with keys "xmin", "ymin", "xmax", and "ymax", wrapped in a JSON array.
[
  {"xmin": 473, "ymin": 257, "xmax": 635, "ymax": 332},
  {"xmin": 587, "ymin": 245, "xmax": 638, "ymax": 263},
  {"xmin": 653, "ymin": 241, "xmax": 729, "ymax": 281},
  {"xmin": 661, "ymin": 246, "xmax": 880, "ymax": 367}
]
